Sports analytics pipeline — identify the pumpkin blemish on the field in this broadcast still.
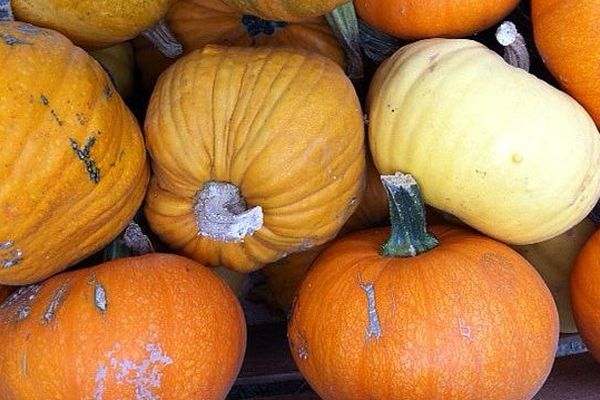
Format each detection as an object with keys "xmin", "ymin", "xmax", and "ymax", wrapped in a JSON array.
[
  {"xmin": 1, "ymin": 240, "xmax": 23, "ymax": 269},
  {"xmin": 0, "ymin": 33, "xmax": 32, "ymax": 46},
  {"xmin": 50, "ymin": 109, "xmax": 63, "ymax": 126},
  {"xmin": 103, "ymin": 84, "xmax": 113, "ymax": 99},
  {"xmin": 359, "ymin": 278, "xmax": 382, "ymax": 341},
  {"xmin": 458, "ymin": 318, "xmax": 472, "ymax": 340},
  {"xmin": 70, "ymin": 136, "xmax": 101, "ymax": 183},
  {"xmin": 40, "ymin": 94, "xmax": 49, "ymax": 106},
  {"xmin": 41, "ymin": 282, "xmax": 69, "ymax": 324}
]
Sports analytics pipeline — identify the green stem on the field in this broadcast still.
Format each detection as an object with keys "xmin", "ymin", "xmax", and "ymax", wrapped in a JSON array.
[
  {"xmin": 0, "ymin": 0, "xmax": 13, "ymax": 21},
  {"xmin": 359, "ymin": 19, "xmax": 404, "ymax": 64},
  {"xmin": 380, "ymin": 173, "xmax": 439, "ymax": 257},
  {"xmin": 325, "ymin": 1, "xmax": 363, "ymax": 80}
]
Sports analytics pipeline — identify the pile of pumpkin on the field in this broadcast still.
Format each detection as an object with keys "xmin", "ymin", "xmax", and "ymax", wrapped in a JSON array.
[{"xmin": 2, "ymin": 0, "xmax": 600, "ymax": 398}]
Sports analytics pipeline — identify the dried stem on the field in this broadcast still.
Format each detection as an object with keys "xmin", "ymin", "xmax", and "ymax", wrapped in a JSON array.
[
  {"xmin": 141, "ymin": 19, "xmax": 183, "ymax": 59},
  {"xmin": 495, "ymin": 21, "xmax": 530, "ymax": 72}
]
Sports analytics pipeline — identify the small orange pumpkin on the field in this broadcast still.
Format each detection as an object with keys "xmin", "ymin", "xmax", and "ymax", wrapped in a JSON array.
[
  {"xmin": 144, "ymin": 45, "xmax": 365, "ymax": 273},
  {"xmin": 219, "ymin": 0, "xmax": 348, "ymax": 22},
  {"xmin": 288, "ymin": 173, "xmax": 558, "ymax": 399},
  {"xmin": 0, "ymin": 22, "xmax": 149, "ymax": 285},
  {"xmin": 355, "ymin": 0, "xmax": 519, "ymax": 40},
  {"xmin": 0, "ymin": 253, "xmax": 246, "ymax": 399}
]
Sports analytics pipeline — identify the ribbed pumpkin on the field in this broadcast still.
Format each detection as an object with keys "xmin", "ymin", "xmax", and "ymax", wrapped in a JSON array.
[
  {"xmin": 355, "ymin": 0, "xmax": 519, "ymax": 39},
  {"xmin": 0, "ymin": 253, "xmax": 246, "ymax": 399},
  {"xmin": 531, "ymin": 0, "xmax": 600, "ymax": 125},
  {"xmin": 11, "ymin": 0, "xmax": 172, "ymax": 48},
  {"xmin": 514, "ymin": 218, "xmax": 596, "ymax": 333},
  {"xmin": 144, "ymin": 45, "xmax": 365, "ymax": 273},
  {"xmin": 219, "ymin": 0, "xmax": 348, "ymax": 22},
  {"xmin": 368, "ymin": 38, "xmax": 600, "ymax": 245},
  {"xmin": 571, "ymin": 228, "xmax": 600, "ymax": 362},
  {"xmin": 90, "ymin": 42, "xmax": 136, "ymax": 99},
  {"xmin": 288, "ymin": 173, "xmax": 559, "ymax": 400},
  {"xmin": 0, "ymin": 22, "xmax": 149, "ymax": 285}
]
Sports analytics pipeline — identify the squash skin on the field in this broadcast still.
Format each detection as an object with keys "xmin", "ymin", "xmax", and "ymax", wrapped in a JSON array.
[
  {"xmin": 289, "ymin": 225, "xmax": 559, "ymax": 399},
  {"xmin": 0, "ymin": 253, "xmax": 246, "ymax": 399},
  {"xmin": 532, "ymin": 0, "xmax": 600, "ymax": 126},
  {"xmin": 368, "ymin": 38, "xmax": 600, "ymax": 245},
  {"xmin": 90, "ymin": 42, "xmax": 136, "ymax": 99},
  {"xmin": 355, "ymin": 0, "xmax": 519, "ymax": 40},
  {"xmin": 0, "ymin": 22, "xmax": 149, "ymax": 285},
  {"xmin": 144, "ymin": 45, "xmax": 365, "ymax": 272},
  {"xmin": 12, "ymin": 0, "xmax": 172, "ymax": 48},
  {"xmin": 219, "ymin": 0, "xmax": 348, "ymax": 22},
  {"xmin": 513, "ymin": 218, "xmax": 596, "ymax": 333}
]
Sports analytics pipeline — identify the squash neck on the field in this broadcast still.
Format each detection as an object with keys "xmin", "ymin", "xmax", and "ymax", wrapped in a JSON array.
[{"xmin": 380, "ymin": 173, "xmax": 439, "ymax": 257}]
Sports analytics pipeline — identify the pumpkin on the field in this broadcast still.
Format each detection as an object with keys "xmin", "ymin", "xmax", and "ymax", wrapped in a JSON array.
[
  {"xmin": 89, "ymin": 42, "xmax": 136, "ymax": 99},
  {"xmin": 531, "ymin": 0, "xmax": 600, "ymax": 125},
  {"xmin": 0, "ymin": 286, "xmax": 12, "ymax": 303},
  {"xmin": 513, "ymin": 218, "xmax": 596, "ymax": 333},
  {"xmin": 219, "ymin": 0, "xmax": 349, "ymax": 22},
  {"xmin": 0, "ymin": 253, "xmax": 246, "ymax": 399},
  {"xmin": 144, "ymin": 45, "xmax": 365, "ymax": 273},
  {"xmin": 368, "ymin": 38, "xmax": 600, "ymax": 245},
  {"xmin": 571, "ymin": 228, "xmax": 600, "ymax": 362},
  {"xmin": 355, "ymin": 0, "xmax": 519, "ymax": 40},
  {"xmin": 288, "ymin": 173, "xmax": 559, "ymax": 400},
  {"xmin": 0, "ymin": 22, "xmax": 149, "ymax": 285},
  {"xmin": 10, "ymin": 0, "xmax": 172, "ymax": 48},
  {"xmin": 264, "ymin": 155, "xmax": 388, "ymax": 310}
]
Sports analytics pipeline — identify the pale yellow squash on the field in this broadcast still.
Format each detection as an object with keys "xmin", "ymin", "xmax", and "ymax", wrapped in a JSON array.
[{"xmin": 368, "ymin": 38, "xmax": 600, "ymax": 244}]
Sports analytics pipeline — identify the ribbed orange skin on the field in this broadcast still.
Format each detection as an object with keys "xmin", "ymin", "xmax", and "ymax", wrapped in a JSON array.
[
  {"xmin": 12, "ymin": 0, "xmax": 172, "ymax": 48},
  {"xmin": 355, "ymin": 0, "xmax": 519, "ymax": 39},
  {"xmin": 532, "ymin": 0, "xmax": 600, "ymax": 126},
  {"xmin": 289, "ymin": 225, "xmax": 559, "ymax": 400},
  {"xmin": 571, "ymin": 228, "xmax": 600, "ymax": 362},
  {"xmin": 144, "ymin": 46, "xmax": 365, "ymax": 273},
  {"xmin": 0, "ymin": 253, "xmax": 246, "ymax": 400},
  {"xmin": 219, "ymin": 0, "xmax": 348, "ymax": 22},
  {"xmin": 0, "ymin": 22, "xmax": 149, "ymax": 286}
]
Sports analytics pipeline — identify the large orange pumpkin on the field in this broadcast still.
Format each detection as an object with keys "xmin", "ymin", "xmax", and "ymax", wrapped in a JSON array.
[
  {"xmin": 0, "ymin": 253, "xmax": 246, "ymax": 399},
  {"xmin": 288, "ymin": 173, "xmax": 559, "ymax": 399},
  {"xmin": 531, "ymin": 0, "xmax": 600, "ymax": 125},
  {"xmin": 0, "ymin": 22, "xmax": 149, "ymax": 285},
  {"xmin": 355, "ymin": 0, "xmax": 519, "ymax": 40},
  {"xmin": 144, "ymin": 45, "xmax": 365, "ymax": 273},
  {"xmin": 571, "ymin": 228, "xmax": 600, "ymax": 362},
  {"xmin": 219, "ymin": 0, "xmax": 348, "ymax": 22},
  {"xmin": 11, "ymin": 0, "xmax": 172, "ymax": 48}
]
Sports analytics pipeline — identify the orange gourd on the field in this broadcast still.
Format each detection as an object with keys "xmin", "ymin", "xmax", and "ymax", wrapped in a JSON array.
[
  {"xmin": 571, "ymin": 228, "xmax": 600, "ymax": 362},
  {"xmin": 0, "ymin": 22, "xmax": 149, "ymax": 285},
  {"xmin": 288, "ymin": 173, "xmax": 559, "ymax": 400},
  {"xmin": 532, "ymin": 0, "xmax": 600, "ymax": 125},
  {"xmin": 219, "ymin": 0, "xmax": 348, "ymax": 22},
  {"xmin": 0, "ymin": 253, "xmax": 246, "ymax": 399},
  {"xmin": 355, "ymin": 0, "xmax": 519, "ymax": 39},
  {"xmin": 144, "ymin": 45, "xmax": 365, "ymax": 273}
]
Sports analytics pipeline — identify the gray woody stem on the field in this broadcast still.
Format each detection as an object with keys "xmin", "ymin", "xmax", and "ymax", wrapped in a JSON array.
[
  {"xmin": 141, "ymin": 18, "xmax": 183, "ymax": 58},
  {"xmin": 326, "ymin": 1, "xmax": 364, "ymax": 80},
  {"xmin": 496, "ymin": 21, "xmax": 530, "ymax": 72}
]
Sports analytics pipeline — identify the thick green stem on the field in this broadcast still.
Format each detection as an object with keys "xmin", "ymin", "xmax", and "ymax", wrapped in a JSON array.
[
  {"xmin": 358, "ymin": 19, "xmax": 403, "ymax": 64},
  {"xmin": 326, "ymin": 1, "xmax": 363, "ymax": 80},
  {"xmin": 0, "ymin": 0, "xmax": 13, "ymax": 21},
  {"xmin": 380, "ymin": 173, "xmax": 439, "ymax": 257}
]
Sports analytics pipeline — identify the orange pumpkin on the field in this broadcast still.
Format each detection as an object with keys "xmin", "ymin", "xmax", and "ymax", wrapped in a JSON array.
[
  {"xmin": 571, "ymin": 228, "xmax": 600, "ymax": 362},
  {"xmin": 288, "ymin": 173, "xmax": 559, "ymax": 399},
  {"xmin": 0, "ymin": 22, "xmax": 149, "ymax": 285},
  {"xmin": 532, "ymin": 0, "xmax": 600, "ymax": 125},
  {"xmin": 144, "ymin": 45, "xmax": 365, "ymax": 273},
  {"xmin": 219, "ymin": 0, "xmax": 348, "ymax": 22},
  {"xmin": 0, "ymin": 253, "xmax": 246, "ymax": 399},
  {"xmin": 355, "ymin": 0, "xmax": 519, "ymax": 40}
]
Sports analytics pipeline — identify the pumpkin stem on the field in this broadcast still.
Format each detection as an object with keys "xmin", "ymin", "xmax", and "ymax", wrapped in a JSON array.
[
  {"xmin": 123, "ymin": 222, "xmax": 155, "ymax": 255},
  {"xmin": 0, "ymin": 0, "xmax": 13, "ymax": 21},
  {"xmin": 141, "ymin": 19, "xmax": 183, "ymax": 59},
  {"xmin": 325, "ymin": 2, "xmax": 364, "ymax": 80},
  {"xmin": 241, "ymin": 14, "xmax": 287, "ymax": 37},
  {"xmin": 495, "ymin": 21, "xmax": 530, "ymax": 72},
  {"xmin": 358, "ymin": 19, "xmax": 403, "ymax": 64},
  {"xmin": 194, "ymin": 181, "xmax": 263, "ymax": 243},
  {"xmin": 380, "ymin": 173, "xmax": 439, "ymax": 257}
]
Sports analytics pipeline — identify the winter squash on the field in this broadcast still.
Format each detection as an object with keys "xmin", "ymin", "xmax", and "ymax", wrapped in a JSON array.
[
  {"xmin": 0, "ymin": 22, "xmax": 149, "ymax": 285},
  {"xmin": 368, "ymin": 38, "xmax": 600, "ymax": 245},
  {"xmin": 288, "ymin": 173, "xmax": 559, "ymax": 399},
  {"xmin": 531, "ymin": 0, "xmax": 600, "ymax": 125},
  {"xmin": 144, "ymin": 45, "xmax": 365, "ymax": 273},
  {"xmin": 10, "ymin": 0, "xmax": 172, "ymax": 48},
  {"xmin": 90, "ymin": 42, "xmax": 136, "ymax": 99},
  {"xmin": 219, "ymin": 0, "xmax": 349, "ymax": 22},
  {"xmin": 355, "ymin": 0, "xmax": 519, "ymax": 40},
  {"xmin": 0, "ymin": 253, "xmax": 246, "ymax": 399},
  {"xmin": 571, "ymin": 227, "xmax": 600, "ymax": 361},
  {"xmin": 513, "ymin": 218, "xmax": 596, "ymax": 333}
]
